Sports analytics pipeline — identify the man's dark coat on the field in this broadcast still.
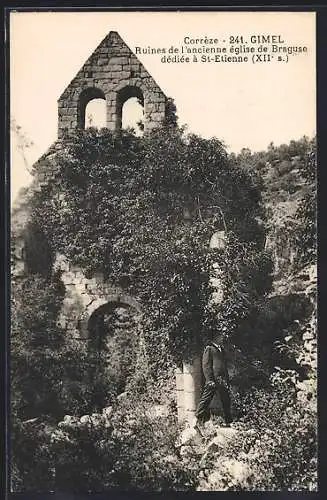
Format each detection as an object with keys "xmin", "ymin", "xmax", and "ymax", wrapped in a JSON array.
[{"xmin": 202, "ymin": 342, "xmax": 230, "ymax": 386}]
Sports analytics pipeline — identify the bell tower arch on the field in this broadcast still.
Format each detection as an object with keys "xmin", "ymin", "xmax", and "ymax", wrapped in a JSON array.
[{"xmin": 57, "ymin": 31, "xmax": 168, "ymax": 137}]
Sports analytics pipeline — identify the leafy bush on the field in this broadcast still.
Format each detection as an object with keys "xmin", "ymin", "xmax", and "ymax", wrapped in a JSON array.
[
  {"xmin": 12, "ymin": 397, "xmax": 201, "ymax": 492},
  {"xmin": 11, "ymin": 417, "xmax": 55, "ymax": 492},
  {"xmin": 199, "ymin": 378, "xmax": 317, "ymax": 491},
  {"xmin": 11, "ymin": 273, "xmax": 67, "ymax": 419}
]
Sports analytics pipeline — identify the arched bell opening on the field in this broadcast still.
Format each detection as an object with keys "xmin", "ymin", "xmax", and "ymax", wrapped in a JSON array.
[
  {"xmin": 78, "ymin": 87, "xmax": 107, "ymax": 130},
  {"xmin": 116, "ymin": 86, "xmax": 144, "ymax": 135}
]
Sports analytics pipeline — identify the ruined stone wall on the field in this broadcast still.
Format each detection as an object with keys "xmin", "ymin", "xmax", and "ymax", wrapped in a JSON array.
[
  {"xmin": 12, "ymin": 31, "xmax": 224, "ymax": 424},
  {"xmin": 53, "ymin": 253, "xmax": 142, "ymax": 340},
  {"xmin": 58, "ymin": 31, "xmax": 167, "ymax": 137}
]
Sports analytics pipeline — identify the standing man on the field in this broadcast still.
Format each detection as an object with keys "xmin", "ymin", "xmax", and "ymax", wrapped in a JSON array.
[{"xmin": 194, "ymin": 334, "xmax": 233, "ymax": 432}]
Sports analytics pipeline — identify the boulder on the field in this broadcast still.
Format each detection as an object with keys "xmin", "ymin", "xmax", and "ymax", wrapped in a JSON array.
[
  {"xmin": 102, "ymin": 406, "xmax": 113, "ymax": 417},
  {"xmin": 199, "ymin": 427, "xmax": 239, "ymax": 467},
  {"xmin": 177, "ymin": 426, "xmax": 202, "ymax": 446}
]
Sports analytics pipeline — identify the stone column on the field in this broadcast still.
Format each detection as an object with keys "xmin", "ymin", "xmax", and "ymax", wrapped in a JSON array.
[
  {"xmin": 175, "ymin": 366, "xmax": 185, "ymax": 422},
  {"xmin": 183, "ymin": 356, "xmax": 202, "ymax": 424},
  {"xmin": 175, "ymin": 355, "xmax": 202, "ymax": 424}
]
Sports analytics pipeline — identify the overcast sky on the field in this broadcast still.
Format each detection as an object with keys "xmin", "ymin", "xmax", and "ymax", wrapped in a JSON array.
[{"xmin": 10, "ymin": 11, "xmax": 316, "ymax": 204}]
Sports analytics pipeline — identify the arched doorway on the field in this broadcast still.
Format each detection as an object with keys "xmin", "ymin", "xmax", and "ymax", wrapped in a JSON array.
[{"xmin": 87, "ymin": 301, "xmax": 141, "ymax": 399}]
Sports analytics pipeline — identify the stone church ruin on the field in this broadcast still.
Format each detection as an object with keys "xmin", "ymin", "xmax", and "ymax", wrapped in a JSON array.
[{"xmin": 12, "ymin": 31, "xmax": 223, "ymax": 424}]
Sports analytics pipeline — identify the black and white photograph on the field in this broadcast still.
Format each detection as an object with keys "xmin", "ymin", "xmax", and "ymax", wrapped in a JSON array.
[{"xmin": 9, "ymin": 10, "xmax": 317, "ymax": 492}]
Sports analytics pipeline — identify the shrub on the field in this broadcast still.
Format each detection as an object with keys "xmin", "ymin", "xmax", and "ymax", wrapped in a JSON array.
[
  {"xmin": 11, "ymin": 417, "xmax": 55, "ymax": 492},
  {"xmin": 199, "ymin": 378, "xmax": 317, "ymax": 491},
  {"xmin": 49, "ymin": 398, "xmax": 200, "ymax": 492}
]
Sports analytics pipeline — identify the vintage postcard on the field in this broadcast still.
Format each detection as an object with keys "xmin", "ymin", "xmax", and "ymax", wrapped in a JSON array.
[{"xmin": 9, "ymin": 10, "xmax": 317, "ymax": 493}]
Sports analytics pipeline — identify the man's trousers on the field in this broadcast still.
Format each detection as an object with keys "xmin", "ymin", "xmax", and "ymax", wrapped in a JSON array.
[{"xmin": 195, "ymin": 380, "xmax": 232, "ymax": 424}]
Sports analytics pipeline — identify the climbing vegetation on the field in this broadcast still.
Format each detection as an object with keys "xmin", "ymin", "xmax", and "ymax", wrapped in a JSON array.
[{"xmin": 30, "ymin": 125, "xmax": 271, "ymax": 366}]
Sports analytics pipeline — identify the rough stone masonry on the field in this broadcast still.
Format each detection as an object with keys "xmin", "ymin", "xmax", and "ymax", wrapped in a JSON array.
[{"xmin": 58, "ymin": 31, "xmax": 167, "ymax": 136}]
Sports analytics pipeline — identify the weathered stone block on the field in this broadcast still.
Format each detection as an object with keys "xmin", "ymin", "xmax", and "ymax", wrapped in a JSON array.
[
  {"xmin": 110, "ymin": 64, "xmax": 123, "ymax": 72},
  {"xmin": 184, "ymin": 409, "xmax": 197, "ymax": 424},
  {"xmin": 177, "ymin": 406, "xmax": 185, "ymax": 422},
  {"xmin": 176, "ymin": 388, "xmax": 184, "ymax": 407},
  {"xmin": 120, "ymin": 71, "xmax": 130, "ymax": 79},
  {"xmin": 62, "ymin": 271, "xmax": 76, "ymax": 284},
  {"xmin": 64, "ymin": 283, "xmax": 77, "ymax": 295},
  {"xmin": 158, "ymin": 102, "xmax": 166, "ymax": 113},
  {"xmin": 107, "ymin": 120, "xmax": 116, "ymax": 131},
  {"xmin": 109, "ymin": 56, "xmax": 129, "ymax": 65},
  {"xmin": 92, "ymin": 72, "xmax": 105, "ymax": 79},
  {"xmin": 130, "ymin": 63, "xmax": 141, "ymax": 71},
  {"xmin": 184, "ymin": 374, "xmax": 200, "ymax": 394},
  {"xmin": 183, "ymin": 357, "xmax": 202, "ymax": 374},
  {"xmin": 175, "ymin": 372, "xmax": 184, "ymax": 391},
  {"xmin": 97, "ymin": 58, "xmax": 109, "ymax": 66},
  {"xmin": 184, "ymin": 391, "xmax": 198, "ymax": 411}
]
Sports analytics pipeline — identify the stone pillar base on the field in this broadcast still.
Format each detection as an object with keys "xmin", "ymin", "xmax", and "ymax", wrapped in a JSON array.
[{"xmin": 175, "ymin": 355, "xmax": 202, "ymax": 424}]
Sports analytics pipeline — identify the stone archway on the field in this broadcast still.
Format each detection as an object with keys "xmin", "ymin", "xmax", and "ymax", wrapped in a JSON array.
[
  {"xmin": 78, "ymin": 294, "xmax": 142, "ymax": 339},
  {"xmin": 83, "ymin": 296, "xmax": 143, "ymax": 396}
]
